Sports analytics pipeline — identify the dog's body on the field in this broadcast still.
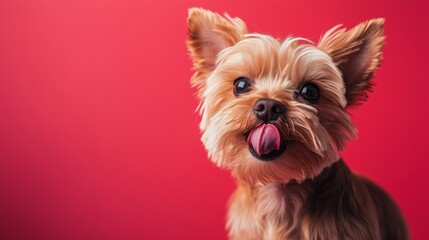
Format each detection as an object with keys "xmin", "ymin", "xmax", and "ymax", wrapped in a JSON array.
[
  {"xmin": 227, "ymin": 160, "xmax": 407, "ymax": 239},
  {"xmin": 187, "ymin": 8, "xmax": 408, "ymax": 240}
]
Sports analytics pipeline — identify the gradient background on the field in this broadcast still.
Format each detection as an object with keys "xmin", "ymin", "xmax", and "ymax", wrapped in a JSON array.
[{"xmin": 0, "ymin": 0, "xmax": 428, "ymax": 239}]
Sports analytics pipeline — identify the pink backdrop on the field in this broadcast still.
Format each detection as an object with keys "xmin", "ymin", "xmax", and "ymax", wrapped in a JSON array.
[{"xmin": 0, "ymin": 0, "xmax": 428, "ymax": 239}]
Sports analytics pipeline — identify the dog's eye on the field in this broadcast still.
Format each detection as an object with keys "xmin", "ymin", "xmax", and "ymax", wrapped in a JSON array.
[
  {"xmin": 234, "ymin": 77, "xmax": 251, "ymax": 96},
  {"xmin": 299, "ymin": 83, "xmax": 320, "ymax": 103}
]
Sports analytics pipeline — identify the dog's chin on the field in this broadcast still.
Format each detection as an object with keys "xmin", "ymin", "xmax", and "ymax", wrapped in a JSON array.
[{"xmin": 249, "ymin": 140, "xmax": 288, "ymax": 161}]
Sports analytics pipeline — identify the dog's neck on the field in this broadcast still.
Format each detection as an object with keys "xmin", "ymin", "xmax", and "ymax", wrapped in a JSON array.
[{"xmin": 245, "ymin": 159, "xmax": 350, "ymax": 197}]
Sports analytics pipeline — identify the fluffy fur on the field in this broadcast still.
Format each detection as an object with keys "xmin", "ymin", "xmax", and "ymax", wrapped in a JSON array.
[{"xmin": 187, "ymin": 8, "xmax": 408, "ymax": 240}]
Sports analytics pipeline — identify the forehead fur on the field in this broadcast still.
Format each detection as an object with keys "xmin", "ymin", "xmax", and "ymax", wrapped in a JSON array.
[{"xmin": 217, "ymin": 34, "xmax": 341, "ymax": 79}]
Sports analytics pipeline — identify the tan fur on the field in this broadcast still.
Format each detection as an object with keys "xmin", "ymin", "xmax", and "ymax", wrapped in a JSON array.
[{"xmin": 187, "ymin": 8, "xmax": 408, "ymax": 239}]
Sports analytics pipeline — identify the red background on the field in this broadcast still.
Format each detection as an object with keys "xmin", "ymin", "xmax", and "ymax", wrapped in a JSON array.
[{"xmin": 0, "ymin": 0, "xmax": 428, "ymax": 239}]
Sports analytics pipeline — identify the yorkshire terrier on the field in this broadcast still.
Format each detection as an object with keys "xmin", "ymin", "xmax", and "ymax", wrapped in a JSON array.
[{"xmin": 186, "ymin": 8, "xmax": 408, "ymax": 240}]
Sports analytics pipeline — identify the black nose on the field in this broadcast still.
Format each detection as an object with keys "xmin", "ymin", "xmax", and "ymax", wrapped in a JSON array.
[{"xmin": 253, "ymin": 98, "xmax": 285, "ymax": 122}]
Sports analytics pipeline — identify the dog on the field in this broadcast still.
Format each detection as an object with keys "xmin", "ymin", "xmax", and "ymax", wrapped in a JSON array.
[{"xmin": 186, "ymin": 8, "xmax": 408, "ymax": 240}]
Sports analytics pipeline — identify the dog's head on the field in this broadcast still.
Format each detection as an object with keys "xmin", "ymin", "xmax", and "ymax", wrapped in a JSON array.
[{"xmin": 187, "ymin": 8, "xmax": 384, "ymax": 184}]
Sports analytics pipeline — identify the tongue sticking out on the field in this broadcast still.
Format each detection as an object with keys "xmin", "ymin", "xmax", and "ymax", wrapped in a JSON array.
[{"xmin": 247, "ymin": 124, "xmax": 281, "ymax": 156}]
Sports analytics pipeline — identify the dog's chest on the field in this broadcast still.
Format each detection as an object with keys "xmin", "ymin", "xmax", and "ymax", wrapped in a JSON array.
[{"xmin": 228, "ymin": 184, "xmax": 306, "ymax": 240}]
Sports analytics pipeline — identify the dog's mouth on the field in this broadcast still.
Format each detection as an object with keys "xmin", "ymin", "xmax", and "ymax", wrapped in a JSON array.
[{"xmin": 245, "ymin": 124, "xmax": 288, "ymax": 161}]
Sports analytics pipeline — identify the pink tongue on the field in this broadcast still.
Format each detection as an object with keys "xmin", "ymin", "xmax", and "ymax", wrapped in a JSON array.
[{"xmin": 247, "ymin": 124, "xmax": 281, "ymax": 156}]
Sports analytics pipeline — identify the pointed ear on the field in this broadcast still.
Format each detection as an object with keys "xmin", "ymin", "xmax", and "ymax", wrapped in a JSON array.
[
  {"xmin": 318, "ymin": 19, "xmax": 385, "ymax": 107},
  {"xmin": 187, "ymin": 8, "xmax": 247, "ymax": 97}
]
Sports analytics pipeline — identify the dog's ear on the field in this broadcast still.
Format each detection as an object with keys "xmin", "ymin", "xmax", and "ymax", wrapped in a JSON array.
[
  {"xmin": 318, "ymin": 19, "xmax": 384, "ymax": 107},
  {"xmin": 187, "ymin": 8, "xmax": 247, "ymax": 97}
]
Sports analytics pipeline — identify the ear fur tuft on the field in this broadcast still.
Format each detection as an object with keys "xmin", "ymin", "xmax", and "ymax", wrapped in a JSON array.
[
  {"xmin": 187, "ymin": 8, "xmax": 247, "ymax": 97},
  {"xmin": 318, "ymin": 19, "xmax": 385, "ymax": 107}
]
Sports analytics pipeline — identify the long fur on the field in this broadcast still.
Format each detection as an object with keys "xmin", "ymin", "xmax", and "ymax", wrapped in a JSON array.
[{"xmin": 187, "ymin": 8, "xmax": 408, "ymax": 239}]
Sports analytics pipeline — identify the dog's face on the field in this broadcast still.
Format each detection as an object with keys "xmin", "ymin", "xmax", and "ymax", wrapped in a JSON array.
[{"xmin": 187, "ymin": 8, "xmax": 384, "ymax": 184}]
